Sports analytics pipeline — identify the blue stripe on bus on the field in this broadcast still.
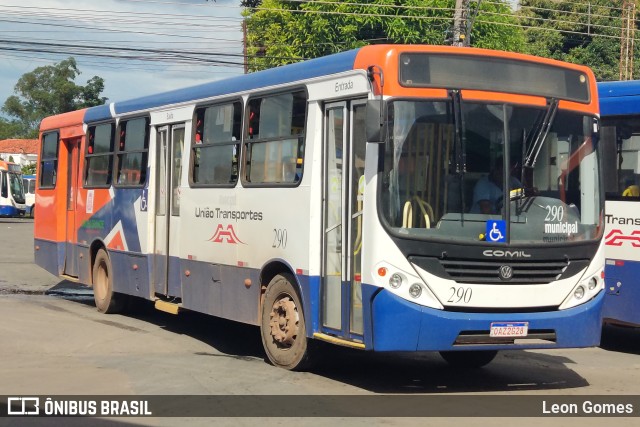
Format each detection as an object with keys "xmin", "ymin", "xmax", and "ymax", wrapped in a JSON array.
[
  {"xmin": 368, "ymin": 284, "xmax": 604, "ymax": 351},
  {"xmin": 599, "ymin": 80, "xmax": 640, "ymax": 99},
  {"xmin": 34, "ymin": 239, "xmax": 60, "ymax": 277},
  {"xmin": 604, "ymin": 259, "xmax": 640, "ymax": 326},
  {"xmin": 84, "ymin": 103, "xmax": 114, "ymax": 124},
  {"xmin": 0, "ymin": 205, "xmax": 22, "ymax": 216},
  {"xmin": 112, "ymin": 49, "xmax": 361, "ymax": 115},
  {"xmin": 109, "ymin": 250, "xmax": 151, "ymax": 299},
  {"xmin": 598, "ymin": 81, "xmax": 640, "ymax": 116}
]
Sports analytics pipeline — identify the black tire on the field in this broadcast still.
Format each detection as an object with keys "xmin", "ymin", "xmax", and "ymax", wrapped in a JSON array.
[
  {"xmin": 439, "ymin": 350, "xmax": 498, "ymax": 368},
  {"xmin": 92, "ymin": 248, "xmax": 125, "ymax": 314},
  {"xmin": 260, "ymin": 273, "xmax": 314, "ymax": 371}
]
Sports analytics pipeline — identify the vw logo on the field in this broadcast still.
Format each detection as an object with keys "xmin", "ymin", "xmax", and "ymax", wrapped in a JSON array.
[{"xmin": 499, "ymin": 265, "xmax": 513, "ymax": 281}]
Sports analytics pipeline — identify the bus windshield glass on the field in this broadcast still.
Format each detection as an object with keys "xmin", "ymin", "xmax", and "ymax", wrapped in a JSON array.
[
  {"xmin": 8, "ymin": 172, "xmax": 25, "ymax": 204},
  {"xmin": 379, "ymin": 99, "xmax": 602, "ymax": 244}
]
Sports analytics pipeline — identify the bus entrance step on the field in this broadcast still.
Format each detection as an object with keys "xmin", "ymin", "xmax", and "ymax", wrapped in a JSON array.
[{"xmin": 154, "ymin": 300, "xmax": 181, "ymax": 315}]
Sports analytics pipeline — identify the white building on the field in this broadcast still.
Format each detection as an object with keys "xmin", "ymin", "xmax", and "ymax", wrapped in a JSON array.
[{"xmin": 0, "ymin": 139, "xmax": 38, "ymax": 167}]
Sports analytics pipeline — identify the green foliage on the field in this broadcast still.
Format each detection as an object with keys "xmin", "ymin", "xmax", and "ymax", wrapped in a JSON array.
[
  {"xmin": 2, "ymin": 57, "xmax": 107, "ymax": 138},
  {"xmin": 21, "ymin": 163, "xmax": 36, "ymax": 175},
  {"xmin": 517, "ymin": 0, "xmax": 623, "ymax": 80},
  {"xmin": 0, "ymin": 118, "xmax": 23, "ymax": 140},
  {"xmin": 243, "ymin": 0, "xmax": 524, "ymax": 72}
]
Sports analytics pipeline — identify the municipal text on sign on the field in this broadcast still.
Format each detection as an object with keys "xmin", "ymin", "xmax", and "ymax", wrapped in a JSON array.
[{"xmin": 490, "ymin": 322, "xmax": 529, "ymax": 337}]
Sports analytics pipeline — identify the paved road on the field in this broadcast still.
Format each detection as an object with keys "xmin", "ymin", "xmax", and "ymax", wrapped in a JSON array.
[{"xmin": 1, "ymin": 218, "xmax": 640, "ymax": 426}]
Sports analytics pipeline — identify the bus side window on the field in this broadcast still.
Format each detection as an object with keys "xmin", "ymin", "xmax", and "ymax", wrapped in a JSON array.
[
  {"xmin": 602, "ymin": 124, "xmax": 640, "ymax": 199},
  {"xmin": 85, "ymin": 123, "xmax": 115, "ymax": 187},
  {"xmin": 244, "ymin": 90, "xmax": 306, "ymax": 185},
  {"xmin": 115, "ymin": 117, "xmax": 149, "ymax": 187},
  {"xmin": 192, "ymin": 101, "xmax": 242, "ymax": 186},
  {"xmin": 40, "ymin": 131, "xmax": 59, "ymax": 188}
]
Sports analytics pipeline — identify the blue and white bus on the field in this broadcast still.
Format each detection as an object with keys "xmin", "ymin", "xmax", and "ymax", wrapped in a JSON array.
[
  {"xmin": 35, "ymin": 45, "xmax": 605, "ymax": 370},
  {"xmin": 0, "ymin": 160, "xmax": 26, "ymax": 217},
  {"xmin": 598, "ymin": 80, "xmax": 640, "ymax": 327}
]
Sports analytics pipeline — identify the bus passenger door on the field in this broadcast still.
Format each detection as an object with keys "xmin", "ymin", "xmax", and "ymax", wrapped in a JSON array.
[
  {"xmin": 63, "ymin": 138, "xmax": 81, "ymax": 277},
  {"xmin": 322, "ymin": 101, "xmax": 366, "ymax": 341},
  {"xmin": 153, "ymin": 124, "xmax": 185, "ymax": 298}
]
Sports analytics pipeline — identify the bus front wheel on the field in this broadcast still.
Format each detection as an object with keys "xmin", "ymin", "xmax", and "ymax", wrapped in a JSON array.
[
  {"xmin": 439, "ymin": 350, "xmax": 498, "ymax": 368},
  {"xmin": 260, "ymin": 274, "xmax": 313, "ymax": 371},
  {"xmin": 92, "ymin": 249, "xmax": 125, "ymax": 314}
]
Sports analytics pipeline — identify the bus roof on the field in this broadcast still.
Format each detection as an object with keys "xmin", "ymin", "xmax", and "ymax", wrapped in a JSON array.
[
  {"xmin": 84, "ymin": 104, "xmax": 114, "ymax": 124},
  {"xmin": 86, "ymin": 45, "xmax": 597, "ymax": 123},
  {"xmin": 598, "ymin": 80, "xmax": 640, "ymax": 116},
  {"xmin": 0, "ymin": 160, "xmax": 21, "ymax": 172},
  {"xmin": 40, "ymin": 109, "xmax": 87, "ymax": 133},
  {"xmin": 84, "ymin": 48, "xmax": 361, "ymax": 123}
]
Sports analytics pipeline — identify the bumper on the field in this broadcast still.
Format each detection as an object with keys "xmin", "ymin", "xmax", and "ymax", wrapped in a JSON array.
[
  {"xmin": 603, "ymin": 260, "xmax": 640, "ymax": 326},
  {"xmin": 369, "ymin": 286, "xmax": 604, "ymax": 351},
  {"xmin": 0, "ymin": 205, "xmax": 25, "ymax": 216}
]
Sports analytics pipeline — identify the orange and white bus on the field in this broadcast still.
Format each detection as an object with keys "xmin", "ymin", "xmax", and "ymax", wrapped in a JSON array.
[{"xmin": 35, "ymin": 45, "xmax": 604, "ymax": 370}]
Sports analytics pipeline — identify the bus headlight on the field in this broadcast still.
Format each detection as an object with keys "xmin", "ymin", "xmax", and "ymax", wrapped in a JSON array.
[
  {"xmin": 559, "ymin": 271, "xmax": 604, "ymax": 310},
  {"xmin": 389, "ymin": 273, "xmax": 403, "ymax": 289},
  {"xmin": 373, "ymin": 262, "xmax": 444, "ymax": 310},
  {"xmin": 409, "ymin": 284, "xmax": 422, "ymax": 299}
]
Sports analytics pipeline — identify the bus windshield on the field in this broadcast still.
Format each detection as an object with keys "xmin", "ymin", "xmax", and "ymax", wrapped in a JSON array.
[
  {"xmin": 8, "ymin": 172, "xmax": 25, "ymax": 204},
  {"xmin": 380, "ymin": 99, "xmax": 602, "ymax": 244}
]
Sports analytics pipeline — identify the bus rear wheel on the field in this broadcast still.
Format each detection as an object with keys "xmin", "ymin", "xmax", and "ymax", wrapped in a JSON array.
[
  {"xmin": 439, "ymin": 350, "xmax": 498, "ymax": 368},
  {"xmin": 92, "ymin": 249, "xmax": 125, "ymax": 314},
  {"xmin": 260, "ymin": 274, "xmax": 313, "ymax": 371}
]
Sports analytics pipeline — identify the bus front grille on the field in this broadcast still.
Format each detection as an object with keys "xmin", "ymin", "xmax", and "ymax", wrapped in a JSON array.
[{"xmin": 439, "ymin": 258, "xmax": 569, "ymax": 284}]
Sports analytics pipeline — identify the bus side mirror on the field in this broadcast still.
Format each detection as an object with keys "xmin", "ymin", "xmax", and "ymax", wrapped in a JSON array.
[{"xmin": 366, "ymin": 99, "xmax": 387, "ymax": 143}]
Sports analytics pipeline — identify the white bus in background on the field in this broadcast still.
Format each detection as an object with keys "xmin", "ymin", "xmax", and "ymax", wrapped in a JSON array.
[
  {"xmin": 0, "ymin": 160, "xmax": 26, "ymax": 217},
  {"xmin": 22, "ymin": 174, "xmax": 35, "ymax": 217}
]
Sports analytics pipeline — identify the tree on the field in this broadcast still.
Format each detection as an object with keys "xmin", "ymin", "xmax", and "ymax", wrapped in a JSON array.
[
  {"xmin": 21, "ymin": 163, "xmax": 36, "ymax": 175},
  {"xmin": 517, "ymin": 0, "xmax": 625, "ymax": 81},
  {"xmin": 2, "ymin": 57, "xmax": 107, "ymax": 138},
  {"xmin": 0, "ymin": 118, "xmax": 22, "ymax": 140},
  {"xmin": 243, "ymin": 0, "xmax": 525, "ymax": 72}
]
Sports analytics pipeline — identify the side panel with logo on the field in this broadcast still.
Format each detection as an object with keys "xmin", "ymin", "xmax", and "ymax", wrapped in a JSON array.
[{"xmin": 603, "ymin": 200, "xmax": 640, "ymax": 324}]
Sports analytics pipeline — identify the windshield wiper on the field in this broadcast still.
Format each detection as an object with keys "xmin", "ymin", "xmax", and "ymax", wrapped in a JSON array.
[
  {"xmin": 523, "ymin": 98, "xmax": 558, "ymax": 168},
  {"xmin": 450, "ymin": 90, "xmax": 467, "ymax": 218}
]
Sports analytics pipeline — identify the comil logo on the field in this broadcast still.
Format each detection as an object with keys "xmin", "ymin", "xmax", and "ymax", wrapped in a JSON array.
[
  {"xmin": 207, "ymin": 224, "xmax": 245, "ymax": 244},
  {"xmin": 482, "ymin": 250, "xmax": 531, "ymax": 258},
  {"xmin": 7, "ymin": 397, "xmax": 40, "ymax": 415}
]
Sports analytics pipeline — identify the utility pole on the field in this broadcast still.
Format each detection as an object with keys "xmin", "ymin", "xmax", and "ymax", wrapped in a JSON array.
[
  {"xmin": 620, "ymin": 0, "xmax": 636, "ymax": 81},
  {"xmin": 242, "ymin": 19, "xmax": 248, "ymax": 74},
  {"xmin": 453, "ymin": 0, "xmax": 470, "ymax": 47}
]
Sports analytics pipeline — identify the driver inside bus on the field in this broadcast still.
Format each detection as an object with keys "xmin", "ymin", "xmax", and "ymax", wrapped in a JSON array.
[{"xmin": 471, "ymin": 159, "xmax": 521, "ymax": 214}]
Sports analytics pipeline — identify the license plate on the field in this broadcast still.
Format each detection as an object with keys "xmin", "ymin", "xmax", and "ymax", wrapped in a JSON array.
[{"xmin": 490, "ymin": 322, "xmax": 529, "ymax": 337}]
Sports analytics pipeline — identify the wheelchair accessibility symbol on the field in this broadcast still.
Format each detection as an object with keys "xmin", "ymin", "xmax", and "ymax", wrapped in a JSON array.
[
  {"xmin": 486, "ymin": 220, "xmax": 506, "ymax": 243},
  {"xmin": 140, "ymin": 189, "xmax": 148, "ymax": 212}
]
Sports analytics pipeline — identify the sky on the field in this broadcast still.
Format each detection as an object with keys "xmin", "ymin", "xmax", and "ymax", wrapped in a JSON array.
[{"xmin": 0, "ymin": 0, "xmax": 246, "ymax": 116}]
